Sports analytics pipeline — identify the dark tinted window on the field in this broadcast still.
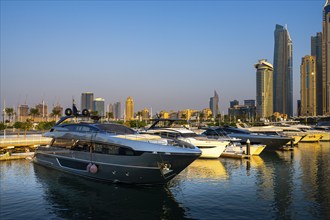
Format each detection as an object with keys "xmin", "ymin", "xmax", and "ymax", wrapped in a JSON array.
[{"xmin": 95, "ymin": 124, "xmax": 136, "ymax": 134}]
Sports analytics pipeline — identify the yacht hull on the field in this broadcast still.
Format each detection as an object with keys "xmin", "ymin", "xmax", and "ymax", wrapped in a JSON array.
[
  {"xmin": 226, "ymin": 134, "xmax": 292, "ymax": 151},
  {"xmin": 33, "ymin": 149, "xmax": 200, "ymax": 185}
]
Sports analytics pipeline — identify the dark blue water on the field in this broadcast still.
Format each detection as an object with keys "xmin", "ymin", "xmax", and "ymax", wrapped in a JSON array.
[{"xmin": 1, "ymin": 142, "xmax": 329, "ymax": 220}]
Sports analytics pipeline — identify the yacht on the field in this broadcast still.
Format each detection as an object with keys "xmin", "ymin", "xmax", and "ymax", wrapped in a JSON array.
[
  {"xmin": 142, "ymin": 119, "xmax": 229, "ymax": 159},
  {"xmin": 33, "ymin": 106, "xmax": 201, "ymax": 185},
  {"xmin": 201, "ymin": 126, "xmax": 293, "ymax": 151}
]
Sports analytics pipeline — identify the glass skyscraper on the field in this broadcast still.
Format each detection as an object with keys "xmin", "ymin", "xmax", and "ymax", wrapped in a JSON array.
[
  {"xmin": 113, "ymin": 102, "xmax": 121, "ymax": 120},
  {"xmin": 273, "ymin": 24, "xmax": 293, "ymax": 117},
  {"xmin": 209, "ymin": 90, "xmax": 219, "ymax": 118},
  {"xmin": 81, "ymin": 92, "xmax": 94, "ymax": 112},
  {"xmin": 311, "ymin": 32, "xmax": 323, "ymax": 115},
  {"xmin": 93, "ymin": 98, "xmax": 105, "ymax": 117},
  {"xmin": 323, "ymin": 1, "xmax": 330, "ymax": 114}
]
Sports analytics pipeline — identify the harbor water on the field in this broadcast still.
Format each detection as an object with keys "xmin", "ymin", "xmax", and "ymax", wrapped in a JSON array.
[{"xmin": 0, "ymin": 142, "xmax": 329, "ymax": 220}]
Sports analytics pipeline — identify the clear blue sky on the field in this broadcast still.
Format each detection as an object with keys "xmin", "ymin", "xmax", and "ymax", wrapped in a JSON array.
[{"xmin": 0, "ymin": 0, "xmax": 324, "ymax": 116}]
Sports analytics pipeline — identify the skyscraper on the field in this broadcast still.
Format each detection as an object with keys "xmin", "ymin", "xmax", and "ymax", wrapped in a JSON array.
[
  {"xmin": 300, "ymin": 56, "xmax": 317, "ymax": 116},
  {"xmin": 311, "ymin": 32, "xmax": 323, "ymax": 115},
  {"xmin": 209, "ymin": 90, "xmax": 219, "ymax": 118},
  {"xmin": 273, "ymin": 24, "xmax": 293, "ymax": 116},
  {"xmin": 93, "ymin": 98, "xmax": 105, "ymax": 117},
  {"xmin": 81, "ymin": 92, "xmax": 94, "ymax": 112},
  {"xmin": 113, "ymin": 102, "xmax": 121, "ymax": 120},
  {"xmin": 125, "ymin": 97, "xmax": 134, "ymax": 121},
  {"xmin": 255, "ymin": 59, "xmax": 273, "ymax": 118},
  {"xmin": 323, "ymin": 1, "xmax": 330, "ymax": 114}
]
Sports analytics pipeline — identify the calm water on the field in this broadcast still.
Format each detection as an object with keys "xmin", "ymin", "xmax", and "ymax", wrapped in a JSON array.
[{"xmin": 1, "ymin": 143, "xmax": 329, "ymax": 220}]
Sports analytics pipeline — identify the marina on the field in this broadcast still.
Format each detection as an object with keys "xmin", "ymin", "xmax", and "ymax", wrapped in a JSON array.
[{"xmin": 0, "ymin": 142, "xmax": 329, "ymax": 219}]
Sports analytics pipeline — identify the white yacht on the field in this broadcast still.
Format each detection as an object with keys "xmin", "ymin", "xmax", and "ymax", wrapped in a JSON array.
[{"xmin": 142, "ymin": 119, "xmax": 229, "ymax": 159}]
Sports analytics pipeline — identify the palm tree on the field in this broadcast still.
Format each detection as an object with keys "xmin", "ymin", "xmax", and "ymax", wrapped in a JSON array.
[
  {"xmin": 29, "ymin": 108, "xmax": 40, "ymax": 120},
  {"xmin": 5, "ymin": 108, "xmax": 15, "ymax": 124},
  {"xmin": 21, "ymin": 119, "xmax": 33, "ymax": 138},
  {"xmin": 50, "ymin": 108, "xmax": 62, "ymax": 121},
  {"xmin": 13, "ymin": 122, "xmax": 22, "ymax": 137}
]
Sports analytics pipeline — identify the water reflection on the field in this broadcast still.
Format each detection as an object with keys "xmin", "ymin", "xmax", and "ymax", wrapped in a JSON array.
[
  {"xmin": 33, "ymin": 164, "xmax": 188, "ymax": 220},
  {"xmin": 182, "ymin": 159, "xmax": 228, "ymax": 180},
  {"xmin": 296, "ymin": 142, "xmax": 330, "ymax": 219}
]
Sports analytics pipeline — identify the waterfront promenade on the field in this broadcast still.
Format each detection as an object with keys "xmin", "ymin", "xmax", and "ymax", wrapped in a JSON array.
[{"xmin": 0, "ymin": 135, "xmax": 51, "ymax": 153}]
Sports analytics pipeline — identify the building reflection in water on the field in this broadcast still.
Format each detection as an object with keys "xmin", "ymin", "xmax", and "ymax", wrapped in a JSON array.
[
  {"xmin": 33, "ymin": 164, "xmax": 188, "ymax": 220},
  {"xmin": 297, "ymin": 142, "xmax": 330, "ymax": 219}
]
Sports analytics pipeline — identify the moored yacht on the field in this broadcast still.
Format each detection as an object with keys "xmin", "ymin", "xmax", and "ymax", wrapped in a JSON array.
[
  {"xmin": 201, "ymin": 126, "xmax": 292, "ymax": 151},
  {"xmin": 33, "ymin": 106, "xmax": 201, "ymax": 185},
  {"xmin": 142, "ymin": 119, "xmax": 229, "ymax": 159}
]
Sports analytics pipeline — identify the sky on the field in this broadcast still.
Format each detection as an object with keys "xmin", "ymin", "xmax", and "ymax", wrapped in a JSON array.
[{"xmin": 0, "ymin": 0, "xmax": 325, "ymax": 116}]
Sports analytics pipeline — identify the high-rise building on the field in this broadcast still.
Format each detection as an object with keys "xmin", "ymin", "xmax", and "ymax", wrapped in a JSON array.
[
  {"xmin": 300, "ymin": 56, "xmax": 317, "ymax": 116},
  {"xmin": 141, "ymin": 108, "xmax": 150, "ymax": 120},
  {"xmin": 244, "ymin": 100, "xmax": 256, "ymax": 107},
  {"xmin": 230, "ymin": 100, "xmax": 239, "ymax": 108},
  {"xmin": 209, "ymin": 90, "xmax": 219, "ymax": 117},
  {"xmin": 159, "ymin": 110, "xmax": 169, "ymax": 119},
  {"xmin": 273, "ymin": 24, "xmax": 293, "ymax": 116},
  {"xmin": 323, "ymin": 1, "xmax": 330, "ymax": 114},
  {"xmin": 311, "ymin": 32, "xmax": 323, "ymax": 115},
  {"xmin": 36, "ymin": 103, "xmax": 48, "ymax": 117},
  {"xmin": 125, "ymin": 97, "xmax": 134, "ymax": 121},
  {"xmin": 255, "ymin": 59, "xmax": 274, "ymax": 118},
  {"xmin": 113, "ymin": 102, "xmax": 121, "ymax": 120},
  {"xmin": 18, "ymin": 104, "xmax": 29, "ymax": 116},
  {"xmin": 81, "ymin": 92, "xmax": 94, "ymax": 112},
  {"xmin": 93, "ymin": 98, "xmax": 105, "ymax": 117}
]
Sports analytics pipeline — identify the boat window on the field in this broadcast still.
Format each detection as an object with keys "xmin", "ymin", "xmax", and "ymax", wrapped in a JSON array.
[
  {"xmin": 76, "ymin": 125, "xmax": 98, "ymax": 132},
  {"xmin": 62, "ymin": 124, "xmax": 79, "ymax": 131},
  {"xmin": 154, "ymin": 132, "xmax": 179, "ymax": 139},
  {"xmin": 52, "ymin": 138, "xmax": 76, "ymax": 148},
  {"xmin": 92, "ymin": 143, "xmax": 137, "ymax": 156},
  {"xmin": 72, "ymin": 141, "xmax": 91, "ymax": 152},
  {"xmin": 180, "ymin": 133, "xmax": 198, "ymax": 138},
  {"xmin": 95, "ymin": 124, "xmax": 136, "ymax": 135},
  {"xmin": 203, "ymin": 129, "xmax": 220, "ymax": 136}
]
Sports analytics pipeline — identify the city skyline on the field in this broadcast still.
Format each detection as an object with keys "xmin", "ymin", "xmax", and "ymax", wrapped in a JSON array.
[{"xmin": 0, "ymin": 1, "xmax": 324, "ymax": 115}]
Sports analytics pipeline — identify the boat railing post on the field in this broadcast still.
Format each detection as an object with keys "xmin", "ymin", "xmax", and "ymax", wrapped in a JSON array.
[{"xmin": 246, "ymin": 139, "xmax": 250, "ymax": 155}]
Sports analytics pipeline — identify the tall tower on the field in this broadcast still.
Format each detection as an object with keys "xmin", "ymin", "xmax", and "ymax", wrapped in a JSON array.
[
  {"xmin": 93, "ymin": 98, "xmax": 105, "ymax": 117},
  {"xmin": 322, "ymin": 1, "xmax": 330, "ymax": 114},
  {"xmin": 255, "ymin": 59, "xmax": 274, "ymax": 118},
  {"xmin": 311, "ymin": 32, "xmax": 323, "ymax": 115},
  {"xmin": 273, "ymin": 24, "xmax": 293, "ymax": 116},
  {"xmin": 113, "ymin": 102, "xmax": 121, "ymax": 120},
  {"xmin": 300, "ymin": 56, "xmax": 317, "ymax": 116},
  {"xmin": 209, "ymin": 90, "xmax": 219, "ymax": 118},
  {"xmin": 81, "ymin": 92, "xmax": 94, "ymax": 112},
  {"xmin": 125, "ymin": 97, "xmax": 134, "ymax": 121}
]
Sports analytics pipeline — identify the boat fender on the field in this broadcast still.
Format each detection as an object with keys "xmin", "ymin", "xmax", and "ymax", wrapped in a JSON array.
[
  {"xmin": 86, "ymin": 163, "xmax": 92, "ymax": 172},
  {"xmin": 89, "ymin": 164, "xmax": 98, "ymax": 174}
]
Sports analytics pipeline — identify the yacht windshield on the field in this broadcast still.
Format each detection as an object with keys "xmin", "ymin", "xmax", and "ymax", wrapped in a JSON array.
[
  {"xmin": 180, "ymin": 133, "xmax": 198, "ymax": 138},
  {"xmin": 95, "ymin": 124, "xmax": 136, "ymax": 135}
]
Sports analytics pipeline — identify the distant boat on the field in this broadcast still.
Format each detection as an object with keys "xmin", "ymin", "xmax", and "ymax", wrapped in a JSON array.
[
  {"xmin": 201, "ymin": 126, "xmax": 292, "ymax": 151},
  {"xmin": 33, "ymin": 106, "xmax": 201, "ymax": 185}
]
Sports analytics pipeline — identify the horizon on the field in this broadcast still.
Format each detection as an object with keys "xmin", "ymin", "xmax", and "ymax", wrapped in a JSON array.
[{"xmin": 0, "ymin": 0, "xmax": 324, "ymax": 115}]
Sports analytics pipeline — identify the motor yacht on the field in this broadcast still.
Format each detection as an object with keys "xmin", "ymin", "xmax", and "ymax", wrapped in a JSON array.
[
  {"xmin": 201, "ymin": 126, "xmax": 292, "ymax": 151},
  {"xmin": 33, "ymin": 106, "xmax": 201, "ymax": 185},
  {"xmin": 142, "ymin": 119, "xmax": 229, "ymax": 159}
]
